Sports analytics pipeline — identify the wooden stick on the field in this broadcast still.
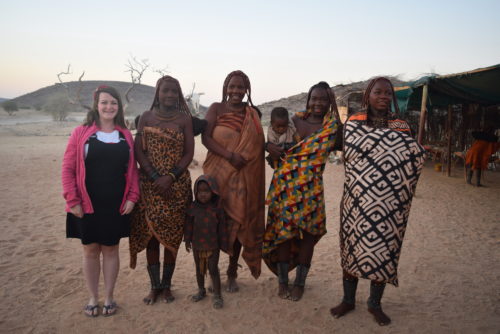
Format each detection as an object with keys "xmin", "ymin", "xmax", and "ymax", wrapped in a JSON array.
[
  {"xmin": 417, "ymin": 84, "xmax": 428, "ymax": 144},
  {"xmin": 446, "ymin": 105, "xmax": 453, "ymax": 177}
]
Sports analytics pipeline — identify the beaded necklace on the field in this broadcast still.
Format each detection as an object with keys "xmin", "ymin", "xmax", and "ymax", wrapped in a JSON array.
[{"xmin": 154, "ymin": 108, "xmax": 180, "ymax": 121}]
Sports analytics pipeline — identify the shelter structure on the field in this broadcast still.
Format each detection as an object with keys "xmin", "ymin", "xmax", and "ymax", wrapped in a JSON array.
[{"xmin": 395, "ymin": 64, "xmax": 500, "ymax": 176}]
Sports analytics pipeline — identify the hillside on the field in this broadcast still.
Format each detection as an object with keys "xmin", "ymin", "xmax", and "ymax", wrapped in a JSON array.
[
  {"xmin": 12, "ymin": 81, "xmax": 156, "ymax": 116},
  {"xmin": 9, "ymin": 77, "xmax": 406, "ymax": 120}
]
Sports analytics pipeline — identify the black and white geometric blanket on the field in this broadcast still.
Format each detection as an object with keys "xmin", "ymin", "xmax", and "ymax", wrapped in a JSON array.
[{"xmin": 340, "ymin": 118, "xmax": 426, "ymax": 286}]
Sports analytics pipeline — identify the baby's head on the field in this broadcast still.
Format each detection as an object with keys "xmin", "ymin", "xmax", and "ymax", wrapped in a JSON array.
[
  {"xmin": 194, "ymin": 175, "xmax": 220, "ymax": 205},
  {"xmin": 270, "ymin": 107, "xmax": 290, "ymax": 135}
]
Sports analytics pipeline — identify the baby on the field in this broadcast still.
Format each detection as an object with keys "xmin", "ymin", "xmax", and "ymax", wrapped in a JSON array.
[
  {"xmin": 184, "ymin": 175, "xmax": 228, "ymax": 309},
  {"xmin": 266, "ymin": 107, "xmax": 301, "ymax": 168}
]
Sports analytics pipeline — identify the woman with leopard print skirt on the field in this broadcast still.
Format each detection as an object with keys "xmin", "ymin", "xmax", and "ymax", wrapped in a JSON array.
[{"xmin": 130, "ymin": 76, "xmax": 194, "ymax": 305}]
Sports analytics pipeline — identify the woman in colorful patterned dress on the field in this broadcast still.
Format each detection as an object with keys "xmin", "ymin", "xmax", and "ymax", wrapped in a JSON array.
[
  {"xmin": 130, "ymin": 76, "xmax": 193, "ymax": 305},
  {"xmin": 330, "ymin": 77, "xmax": 426, "ymax": 326},
  {"xmin": 264, "ymin": 81, "xmax": 340, "ymax": 301}
]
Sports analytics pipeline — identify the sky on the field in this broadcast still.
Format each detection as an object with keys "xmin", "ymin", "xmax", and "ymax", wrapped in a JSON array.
[{"xmin": 1, "ymin": 0, "xmax": 499, "ymax": 105}]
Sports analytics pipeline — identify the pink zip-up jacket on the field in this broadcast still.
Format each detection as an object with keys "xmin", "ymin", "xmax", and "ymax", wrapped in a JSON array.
[{"xmin": 62, "ymin": 123, "xmax": 140, "ymax": 214}]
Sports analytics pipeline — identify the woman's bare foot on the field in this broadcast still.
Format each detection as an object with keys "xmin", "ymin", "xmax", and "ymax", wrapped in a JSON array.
[
  {"xmin": 330, "ymin": 302, "xmax": 355, "ymax": 318},
  {"xmin": 290, "ymin": 285, "xmax": 304, "ymax": 301},
  {"xmin": 213, "ymin": 295, "xmax": 223, "ymax": 309},
  {"xmin": 368, "ymin": 307, "xmax": 391, "ymax": 326},
  {"xmin": 191, "ymin": 289, "xmax": 206, "ymax": 302},
  {"xmin": 143, "ymin": 289, "xmax": 161, "ymax": 305},
  {"xmin": 278, "ymin": 283, "xmax": 289, "ymax": 299},
  {"xmin": 162, "ymin": 288, "xmax": 175, "ymax": 303},
  {"xmin": 226, "ymin": 277, "xmax": 239, "ymax": 293}
]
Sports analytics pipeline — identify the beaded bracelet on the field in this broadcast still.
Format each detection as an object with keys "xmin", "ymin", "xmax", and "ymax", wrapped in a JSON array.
[
  {"xmin": 150, "ymin": 169, "xmax": 161, "ymax": 181},
  {"xmin": 169, "ymin": 166, "xmax": 183, "ymax": 180}
]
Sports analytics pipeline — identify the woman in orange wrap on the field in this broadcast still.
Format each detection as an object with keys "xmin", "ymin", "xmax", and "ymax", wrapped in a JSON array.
[
  {"xmin": 202, "ymin": 70, "xmax": 265, "ymax": 292},
  {"xmin": 465, "ymin": 129, "xmax": 499, "ymax": 186}
]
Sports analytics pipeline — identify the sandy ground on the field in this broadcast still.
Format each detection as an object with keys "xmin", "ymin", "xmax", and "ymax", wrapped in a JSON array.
[{"xmin": 0, "ymin": 114, "xmax": 499, "ymax": 334}]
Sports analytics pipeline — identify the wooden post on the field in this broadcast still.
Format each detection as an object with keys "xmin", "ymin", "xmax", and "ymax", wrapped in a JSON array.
[
  {"xmin": 417, "ymin": 84, "xmax": 428, "ymax": 144},
  {"xmin": 446, "ymin": 105, "xmax": 453, "ymax": 176}
]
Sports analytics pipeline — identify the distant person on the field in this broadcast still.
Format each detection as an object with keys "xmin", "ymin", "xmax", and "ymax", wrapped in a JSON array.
[
  {"xmin": 129, "ymin": 75, "xmax": 194, "ymax": 304},
  {"xmin": 184, "ymin": 175, "xmax": 228, "ymax": 309},
  {"xmin": 62, "ymin": 85, "xmax": 140, "ymax": 317},
  {"xmin": 465, "ymin": 128, "xmax": 499, "ymax": 186},
  {"xmin": 263, "ymin": 81, "xmax": 341, "ymax": 301},
  {"xmin": 330, "ymin": 77, "xmax": 426, "ymax": 326},
  {"xmin": 265, "ymin": 107, "xmax": 301, "ymax": 168},
  {"xmin": 202, "ymin": 70, "xmax": 265, "ymax": 292}
]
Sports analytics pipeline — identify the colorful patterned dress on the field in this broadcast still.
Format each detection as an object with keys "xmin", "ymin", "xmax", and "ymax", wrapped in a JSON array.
[{"xmin": 263, "ymin": 113, "xmax": 338, "ymax": 274}]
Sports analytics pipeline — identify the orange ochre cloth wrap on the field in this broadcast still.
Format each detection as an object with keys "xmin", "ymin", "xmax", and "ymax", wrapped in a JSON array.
[
  {"xmin": 466, "ymin": 140, "xmax": 499, "ymax": 170},
  {"xmin": 202, "ymin": 107, "xmax": 265, "ymax": 278}
]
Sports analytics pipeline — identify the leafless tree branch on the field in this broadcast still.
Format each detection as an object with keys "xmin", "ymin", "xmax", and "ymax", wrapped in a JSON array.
[
  {"xmin": 56, "ymin": 64, "xmax": 91, "ymax": 111},
  {"xmin": 124, "ymin": 56, "xmax": 150, "ymax": 107}
]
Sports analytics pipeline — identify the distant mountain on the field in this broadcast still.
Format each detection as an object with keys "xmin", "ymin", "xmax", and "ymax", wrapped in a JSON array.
[
  {"xmin": 12, "ymin": 81, "xmax": 156, "ymax": 116},
  {"xmin": 257, "ymin": 76, "xmax": 407, "ymax": 123},
  {"xmin": 0, "ymin": 98, "xmax": 9, "ymax": 103}
]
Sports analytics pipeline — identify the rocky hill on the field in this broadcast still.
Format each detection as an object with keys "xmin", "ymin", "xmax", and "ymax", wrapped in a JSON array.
[{"xmin": 12, "ymin": 81, "xmax": 156, "ymax": 116}]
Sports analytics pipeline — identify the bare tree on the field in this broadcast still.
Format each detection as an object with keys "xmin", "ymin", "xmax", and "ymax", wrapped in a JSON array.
[
  {"xmin": 56, "ymin": 64, "xmax": 91, "ymax": 111},
  {"xmin": 124, "ymin": 55, "xmax": 150, "ymax": 111}
]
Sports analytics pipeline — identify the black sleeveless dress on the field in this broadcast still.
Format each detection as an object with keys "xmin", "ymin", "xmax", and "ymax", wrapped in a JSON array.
[{"xmin": 66, "ymin": 133, "xmax": 131, "ymax": 245}]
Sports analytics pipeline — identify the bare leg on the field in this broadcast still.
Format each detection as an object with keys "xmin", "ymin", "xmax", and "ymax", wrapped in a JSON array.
[
  {"xmin": 208, "ymin": 250, "xmax": 223, "ymax": 309},
  {"xmin": 367, "ymin": 280, "xmax": 391, "ymax": 326},
  {"xmin": 330, "ymin": 270, "xmax": 357, "ymax": 318},
  {"xmin": 476, "ymin": 169, "xmax": 482, "ymax": 187},
  {"xmin": 144, "ymin": 237, "xmax": 161, "ymax": 305},
  {"xmin": 101, "ymin": 244, "xmax": 120, "ymax": 315},
  {"xmin": 82, "ymin": 243, "xmax": 101, "ymax": 316},
  {"xmin": 276, "ymin": 241, "xmax": 291, "ymax": 299},
  {"xmin": 161, "ymin": 248, "xmax": 176, "ymax": 303},
  {"xmin": 226, "ymin": 239, "xmax": 242, "ymax": 293},
  {"xmin": 291, "ymin": 232, "xmax": 315, "ymax": 301},
  {"xmin": 191, "ymin": 250, "xmax": 206, "ymax": 302}
]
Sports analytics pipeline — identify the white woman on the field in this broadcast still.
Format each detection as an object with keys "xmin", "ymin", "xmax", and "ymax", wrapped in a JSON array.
[{"xmin": 62, "ymin": 85, "xmax": 139, "ymax": 317}]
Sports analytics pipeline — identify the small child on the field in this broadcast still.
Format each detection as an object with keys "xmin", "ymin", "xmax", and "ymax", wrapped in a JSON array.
[
  {"xmin": 184, "ymin": 175, "xmax": 228, "ymax": 309},
  {"xmin": 266, "ymin": 107, "xmax": 301, "ymax": 168}
]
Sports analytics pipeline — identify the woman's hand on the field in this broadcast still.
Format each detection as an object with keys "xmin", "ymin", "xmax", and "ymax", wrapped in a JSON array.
[
  {"xmin": 154, "ymin": 175, "xmax": 174, "ymax": 197},
  {"xmin": 121, "ymin": 200, "xmax": 135, "ymax": 215},
  {"xmin": 266, "ymin": 143, "xmax": 284, "ymax": 160},
  {"xmin": 70, "ymin": 204, "xmax": 84, "ymax": 218},
  {"xmin": 229, "ymin": 152, "xmax": 248, "ymax": 170}
]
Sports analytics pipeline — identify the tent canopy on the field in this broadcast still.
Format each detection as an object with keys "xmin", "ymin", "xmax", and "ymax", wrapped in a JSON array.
[{"xmin": 395, "ymin": 64, "xmax": 500, "ymax": 113}]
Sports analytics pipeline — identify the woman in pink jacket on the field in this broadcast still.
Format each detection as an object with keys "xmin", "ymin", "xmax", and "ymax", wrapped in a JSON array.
[{"xmin": 62, "ymin": 85, "xmax": 139, "ymax": 317}]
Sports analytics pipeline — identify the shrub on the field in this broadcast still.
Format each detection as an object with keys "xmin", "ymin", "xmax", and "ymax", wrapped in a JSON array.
[
  {"xmin": 2, "ymin": 100, "xmax": 18, "ymax": 115},
  {"xmin": 44, "ymin": 94, "xmax": 78, "ymax": 121}
]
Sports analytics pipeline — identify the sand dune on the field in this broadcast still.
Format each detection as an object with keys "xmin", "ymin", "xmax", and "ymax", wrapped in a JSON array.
[{"xmin": 0, "ymin": 119, "xmax": 499, "ymax": 334}]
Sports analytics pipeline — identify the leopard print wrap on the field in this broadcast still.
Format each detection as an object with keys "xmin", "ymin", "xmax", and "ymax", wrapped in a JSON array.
[{"xmin": 130, "ymin": 126, "xmax": 192, "ymax": 268}]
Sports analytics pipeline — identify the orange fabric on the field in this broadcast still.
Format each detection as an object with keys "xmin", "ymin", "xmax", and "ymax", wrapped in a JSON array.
[
  {"xmin": 466, "ymin": 140, "xmax": 499, "ymax": 170},
  {"xmin": 203, "ymin": 107, "xmax": 265, "ymax": 278},
  {"xmin": 216, "ymin": 112, "xmax": 246, "ymax": 133}
]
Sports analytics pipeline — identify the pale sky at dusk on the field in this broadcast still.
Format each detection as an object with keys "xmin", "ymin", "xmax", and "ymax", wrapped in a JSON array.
[{"xmin": 1, "ymin": 0, "xmax": 499, "ymax": 105}]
